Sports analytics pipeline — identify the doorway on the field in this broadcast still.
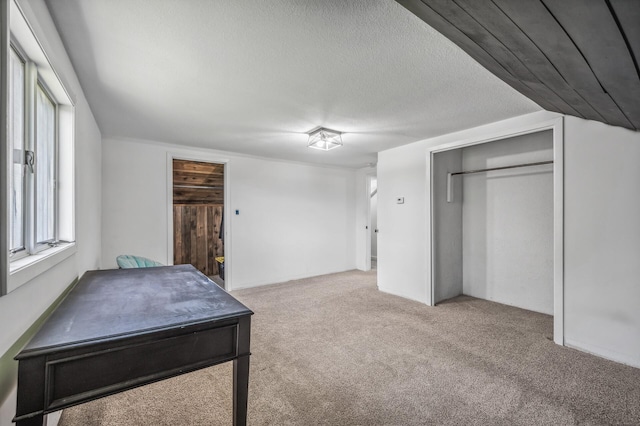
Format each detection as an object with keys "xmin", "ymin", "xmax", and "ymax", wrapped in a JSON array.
[
  {"xmin": 172, "ymin": 159, "xmax": 226, "ymax": 285},
  {"xmin": 364, "ymin": 172, "xmax": 377, "ymax": 271},
  {"xmin": 370, "ymin": 176, "xmax": 378, "ymax": 270}
]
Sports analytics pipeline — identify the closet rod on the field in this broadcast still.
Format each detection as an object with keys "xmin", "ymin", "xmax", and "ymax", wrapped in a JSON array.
[
  {"xmin": 174, "ymin": 184, "xmax": 224, "ymax": 190},
  {"xmin": 446, "ymin": 160, "xmax": 553, "ymax": 203},
  {"xmin": 451, "ymin": 160, "xmax": 553, "ymax": 176}
]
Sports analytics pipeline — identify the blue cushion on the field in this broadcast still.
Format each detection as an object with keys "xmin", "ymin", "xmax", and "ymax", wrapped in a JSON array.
[{"xmin": 116, "ymin": 255, "xmax": 164, "ymax": 269}]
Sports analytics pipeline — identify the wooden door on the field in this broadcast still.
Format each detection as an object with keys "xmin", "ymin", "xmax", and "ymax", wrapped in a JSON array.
[
  {"xmin": 172, "ymin": 160, "xmax": 224, "ymax": 276},
  {"xmin": 173, "ymin": 205, "xmax": 223, "ymax": 275}
]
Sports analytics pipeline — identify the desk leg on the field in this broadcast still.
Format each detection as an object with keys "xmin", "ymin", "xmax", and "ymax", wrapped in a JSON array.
[
  {"xmin": 233, "ymin": 355, "xmax": 250, "ymax": 426},
  {"xmin": 233, "ymin": 315, "xmax": 251, "ymax": 426},
  {"xmin": 15, "ymin": 357, "xmax": 46, "ymax": 426}
]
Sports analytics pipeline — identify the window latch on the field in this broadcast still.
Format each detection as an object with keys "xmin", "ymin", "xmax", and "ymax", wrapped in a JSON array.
[{"xmin": 25, "ymin": 150, "xmax": 35, "ymax": 173}]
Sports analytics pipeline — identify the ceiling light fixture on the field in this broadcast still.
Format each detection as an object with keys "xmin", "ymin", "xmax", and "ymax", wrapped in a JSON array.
[{"xmin": 307, "ymin": 127, "xmax": 343, "ymax": 151}]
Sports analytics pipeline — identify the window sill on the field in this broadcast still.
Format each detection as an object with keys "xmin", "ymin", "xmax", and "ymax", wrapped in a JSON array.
[{"xmin": 9, "ymin": 243, "xmax": 76, "ymax": 292}]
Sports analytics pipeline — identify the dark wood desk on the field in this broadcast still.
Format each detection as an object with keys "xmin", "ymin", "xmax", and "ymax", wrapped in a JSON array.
[{"xmin": 13, "ymin": 265, "xmax": 253, "ymax": 426}]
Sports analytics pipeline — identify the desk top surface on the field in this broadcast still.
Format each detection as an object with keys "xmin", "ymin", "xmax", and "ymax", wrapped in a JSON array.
[{"xmin": 20, "ymin": 265, "xmax": 252, "ymax": 357}]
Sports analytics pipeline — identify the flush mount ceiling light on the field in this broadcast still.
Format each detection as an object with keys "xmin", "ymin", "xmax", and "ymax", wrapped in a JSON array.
[{"xmin": 307, "ymin": 127, "xmax": 343, "ymax": 151}]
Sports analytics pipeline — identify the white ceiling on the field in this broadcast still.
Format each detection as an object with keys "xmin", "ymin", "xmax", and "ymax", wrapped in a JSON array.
[{"xmin": 45, "ymin": 0, "xmax": 540, "ymax": 169}]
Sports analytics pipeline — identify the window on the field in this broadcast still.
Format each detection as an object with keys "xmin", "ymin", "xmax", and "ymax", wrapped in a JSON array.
[
  {"xmin": 9, "ymin": 45, "xmax": 61, "ymax": 260},
  {"xmin": 4, "ymin": 0, "xmax": 76, "ymax": 294},
  {"xmin": 35, "ymin": 84, "xmax": 57, "ymax": 245}
]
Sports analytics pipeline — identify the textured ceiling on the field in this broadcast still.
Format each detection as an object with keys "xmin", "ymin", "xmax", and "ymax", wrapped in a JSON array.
[
  {"xmin": 398, "ymin": 0, "xmax": 640, "ymax": 131},
  {"xmin": 45, "ymin": 0, "xmax": 540, "ymax": 169}
]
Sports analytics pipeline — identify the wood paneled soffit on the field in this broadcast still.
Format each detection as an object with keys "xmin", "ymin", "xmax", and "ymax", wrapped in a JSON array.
[
  {"xmin": 173, "ymin": 159, "xmax": 224, "ymax": 204},
  {"xmin": 397, "ymin": 0, "xmax": 640, "ymax": 130}
]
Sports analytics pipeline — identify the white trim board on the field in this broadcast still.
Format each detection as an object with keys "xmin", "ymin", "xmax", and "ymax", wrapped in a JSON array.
[
  {"xmin": 425, "ymin": 116, "xmax": 565, "ymax": 345},
  {"xmin": 565, "ymin": 339, "xmax": 640, "ymax": 370}
]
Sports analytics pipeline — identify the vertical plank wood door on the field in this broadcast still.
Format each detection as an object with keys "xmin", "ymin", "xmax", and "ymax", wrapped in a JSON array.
[{"xmin": 173, "ymin": 204, "xmax": 223, "ymax": 276}]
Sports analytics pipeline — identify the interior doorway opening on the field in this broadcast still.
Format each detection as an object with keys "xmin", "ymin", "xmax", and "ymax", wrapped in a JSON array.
[
  {"xmin": 370, "ymin": 176, "xmax": 378, "ymax": 271},
  {"xmin": 172, "ymin": 159, "xmax": 226, "ymax": 287},
  {"xmin": 364, "ymin": 172, "xmax": 377, "ymax": 271}
]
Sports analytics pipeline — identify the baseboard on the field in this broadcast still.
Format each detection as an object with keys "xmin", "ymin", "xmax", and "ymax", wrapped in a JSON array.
[
  {"xmin": 230, "ymin": 268, "xmax": 357, "ymax": 291},
  {"xmin": 377, "ymin": 286, "xmax": 427, "ymax": 305},
  {"xmin": 565, "ymin": 338, "xmax": 640, "ymax": 369}
]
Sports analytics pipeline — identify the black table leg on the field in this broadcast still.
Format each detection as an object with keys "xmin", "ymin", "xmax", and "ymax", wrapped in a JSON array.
[
  {"xmin": 233, "ymin": 315, "xmax": 251, "ymax": 426},
  {"xmin": 233, "ymin": 355, "xmax": 250, "ymax": 426}
]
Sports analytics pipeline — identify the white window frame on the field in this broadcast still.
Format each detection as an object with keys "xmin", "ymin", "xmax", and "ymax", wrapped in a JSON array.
[
  {"xmin": 2, "ymin": 0, "xmax": 76, "ymax": 295},
  {"xmin": 33, "ymin": 79, "xmax": 59, "ymax": 251},
  {"xmin": 8, "ymin": 43, "xmax": 26, "ymax": 259},
  {"xmin": 7, "ymin": 42, "xmax": 60, "ymax": 260}
]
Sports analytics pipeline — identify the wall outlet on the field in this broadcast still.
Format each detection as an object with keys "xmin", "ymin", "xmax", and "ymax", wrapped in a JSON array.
[{"xmin": 397, "ymin": 197, "xmax": 404, "ymax": 204}]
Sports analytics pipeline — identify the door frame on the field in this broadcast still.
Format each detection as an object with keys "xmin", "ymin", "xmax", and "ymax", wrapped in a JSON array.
[
  {"xmin": 364, "ymin": 171, "xmax": 376, "ymax": 271},
  {"xmin": 425, "ymin": 116, "xmax": 564, "ymax": 345},
  {"xmin": 166, "ymin": 153, "xmax": 231, "ymax": 288}
]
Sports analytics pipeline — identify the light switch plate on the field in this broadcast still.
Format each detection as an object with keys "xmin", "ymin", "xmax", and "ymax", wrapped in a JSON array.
[{"xmin": 397, "ymin": 197, "xmax": 404, "ymax": 204}]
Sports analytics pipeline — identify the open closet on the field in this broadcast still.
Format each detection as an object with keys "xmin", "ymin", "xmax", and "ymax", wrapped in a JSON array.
[{"xmin": 432, "ymin": 130, "xmax": 554, "ymax": 315}]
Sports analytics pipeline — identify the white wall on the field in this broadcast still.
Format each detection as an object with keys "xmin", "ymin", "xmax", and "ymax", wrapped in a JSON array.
[
  {"xmin": 101, "ymin": 138, "xmax": 357, "ymax": 290},
  {"xmin": 378, "ymin": 110, "xmax": 640, "ymax": 368},
  {"xmin": 0, "ymin": 1, "xmax": 102, "ymax": 424},
  {"xmin": 378, "ymin": 111, "xmax": 559, "ymax": 304},
  {"xmin": 230, "ymin": 153, "xmax": 356, "ymax": 287},
  {"xmin": 563, "ymin": 116, "xmax": 640, "ymax": 367},
  {"xmin": 461, "ymin": 131, "xmax": 553, "ymax": 314},
  {"xmin": 377, "ymin": 140, "xmax": 431, "ymax": 302}
]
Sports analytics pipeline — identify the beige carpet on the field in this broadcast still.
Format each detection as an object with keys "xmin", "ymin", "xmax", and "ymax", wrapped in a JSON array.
[{"xmin": 59, "ymin": 270, "xmax": 640, "ymax": 425}]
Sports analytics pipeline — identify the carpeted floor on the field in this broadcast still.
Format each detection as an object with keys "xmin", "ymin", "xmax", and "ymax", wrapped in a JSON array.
[{"xmin": 59, "ymin": 270, "xmax": 640, "ymax": 425}]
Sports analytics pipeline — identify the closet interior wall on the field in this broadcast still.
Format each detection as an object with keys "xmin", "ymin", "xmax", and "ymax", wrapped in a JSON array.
[
  {"xmin": 433, "ymin": 130, "xmax": 554, "ymax": 315},
  {"xmin": 433, "ymin": 150, "xmax": 463, "ymax": 303}
]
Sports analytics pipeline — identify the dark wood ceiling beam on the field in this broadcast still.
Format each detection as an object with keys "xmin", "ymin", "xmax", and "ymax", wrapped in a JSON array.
[
  {"xmin": 492, "ymin": 0, "xmax": 602, "ymax": 92},
  {"xmin": 397, "ymin": 0, "xmax": 640, "ymax": 131},
  {"xmin": 454, "ymin": 0, "xmax": 604, "ymax": 122},
  {"xmin": 609, "ymin": 0, "xmax": 640, "ymax": 78},
  {"xmin": 520, "ymin": 81, "xmax": 581, "ymax": 117},
  {"xmin": 396, "ymin": 0, "xmax": 564, "ymax": 113},
  {"xmin": 575, "ymin": 90, "xmax": 635, "ymax": 129},
  {"xmin": 542, "ymin": 0, "xmax": 640, "ymax": 129},
  {"xmin": 492, "ymin": 0, "xmax": 634, "ymax": 129},
  {"xmin": 424, "ymin": 0, "xmax": 538, "ymax": 83}
]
